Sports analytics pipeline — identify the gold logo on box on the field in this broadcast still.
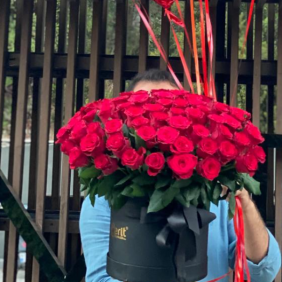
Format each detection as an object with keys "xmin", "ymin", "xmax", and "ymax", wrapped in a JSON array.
[{"xmin": 111, "ymin": 224, "xmax": 128, "ymax": 240}]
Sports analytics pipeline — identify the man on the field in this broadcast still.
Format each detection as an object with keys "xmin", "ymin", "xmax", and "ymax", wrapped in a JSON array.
[{"xmin": 80, "ymin": 69, "xmax": 281, "ymax": 282}]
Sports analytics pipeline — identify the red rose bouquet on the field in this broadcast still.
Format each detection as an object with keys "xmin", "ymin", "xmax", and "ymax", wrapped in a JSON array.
[{"xmin": 56, "ymin": 89, "xmax": 264, "ymax": 217}]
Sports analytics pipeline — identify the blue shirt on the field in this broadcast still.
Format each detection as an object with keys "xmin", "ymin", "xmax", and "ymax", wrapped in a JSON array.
[{"xmin": 80, "ymin": 196, "xmax": 281, "ymax": 282}]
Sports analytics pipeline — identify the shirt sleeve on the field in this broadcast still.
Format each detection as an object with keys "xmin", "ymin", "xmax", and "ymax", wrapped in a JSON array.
[
  {"xmin": 228, "ymin": 218, "xmax": 281, "ymax": 282},
  {"xmin": 80, "ymin": 196, "xmax": 118, "ymax": 282}
]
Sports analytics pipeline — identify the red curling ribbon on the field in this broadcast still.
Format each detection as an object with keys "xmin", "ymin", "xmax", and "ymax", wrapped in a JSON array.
[
  {"xmin": 134, "ymin": 1, "xmax": 183, "ymax": 90},
  {"xmin": 164, "ymin": 9, "xmax": 185, "ymax": 27},
  {"xmin": 207, "ymin": 271, "xmax": 232, "ymax": 282},
  {"xmin": 153, "ymin": 0, "xmax": 174, "ymax": 9},
  {"xmin": 234, "ymin": 197, "xmax": 251, "ymax": 282},
  {"xmin": 199, "ymin": 0, "xmax": 208, "ymax": 97},
  {"xmin": 165, "ymin": 11, "xmax": 194, "ymax": 92}
]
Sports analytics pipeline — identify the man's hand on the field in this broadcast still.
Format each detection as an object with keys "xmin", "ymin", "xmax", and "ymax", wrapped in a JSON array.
[{"xmin": 223, "ymin": 187, "xmax": 269, "ymax": 264}]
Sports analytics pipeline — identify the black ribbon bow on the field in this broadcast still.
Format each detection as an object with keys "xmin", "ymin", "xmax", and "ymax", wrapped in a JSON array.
[{"xmin": 140, "ymin": 205, "xmax": 216, "ymax": 282}]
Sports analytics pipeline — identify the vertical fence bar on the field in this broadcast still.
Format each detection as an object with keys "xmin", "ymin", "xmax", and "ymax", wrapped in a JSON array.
[
  {"xmin": 160, "ymin": 8, "xmax": 170, "ymax": 71},
  {"xmin": 0, "ymin": 0, "xmax": 10, "ymax": 160},
  {"xmin": 184, "ymin": 0, "xmax": 193, "ymax": 90},
  {"xmin": 229, "ymin": 0, "xmax": 241, "ymax": 107},
  {"xmin": 138, "ymin": 0, "xmax": 149, "ymax": 73},
  {"xmin": 6, "ymin": 1, "xmax": 34, "ymax": 281},
  {"xmin": 113, "ymin": 0, "xmax": 128, "ymax": 97},
  {"xmin": 31, "ymin": 1, "xmax": 57, "ymax": 281},
  {"xmin": 58, "ymin": 0, "xmax": 79, "ymax": 267},
  {"xmin": 252, "ymin": 0, "xmax": 265, "ymax": 128},
  {"xmin": 89, "ymin": 0, "xmax": 106, "ymax": 101},
  {"xmin": 52, "ymin": 0, "xmax": 67, "ymax": 212}
]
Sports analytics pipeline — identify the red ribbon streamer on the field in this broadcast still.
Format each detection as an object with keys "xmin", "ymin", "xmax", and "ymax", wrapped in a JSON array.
[
  {"xmin": 199, "ymin": 0, "xmax": 208, "ymax": 97},
  {"xmin": 234, "ymin": 197, "xmax": 251, "ymax": 282},
  {"xmin": 134, "ymin": 1, "xmax": 183, "ymax": 90},
  {"xmin": 165, "ymin": 10, "xmax": 194, "ymax": 92}
]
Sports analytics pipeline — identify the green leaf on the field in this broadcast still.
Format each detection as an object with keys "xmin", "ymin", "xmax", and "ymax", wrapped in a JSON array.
[
  {"xmin": 200, "ymin": 186, "xmax": 210, "ymax": 210},
  {"xmin": 111, "ymin": 193, "xmax": 127, "ymax": 210},
  {"xmin": 132, "ymin": 173, "xmax": 155, "ymax": 186},
  {"xmin": 80, "ymin": 184, "xmax": 88, "ymax": 192},
  {"xmin": 239, "ymin": 173, "xmax": 261, "ymax": 195},
  {"xmin": 78, "ymin": 166, "xmax": 100, "ymax": 179},
  {"xmin": 183, "ymin": 184, "xmax": 200, "ymax": 202},
  {"xmin": 228, "ymin": 192, "xmax": 236, "ymax": 220},
  {"xmin": 97, "ymin": 171, "xmax": 124, "ymax": 197},
  {"xmin": 122, "ymin": 124, "xmax": 130, "ymax": 137},
  {"xmin": 148, "ymin": 186, "xmax": 180, "ymax": 213},
  {"xmin": 155, "ymin": 176, "xmax": 171, "ymax": 189},
  {"xmin": 218, "ymin": 174, "xmax": 236, "ymax": 192},
  {"xmin": 176, "ymin": 194, "xmax": 190, "ymax": 208},
  {"xmin": 94, "ymin": 115, "xmax": 102, "ymax": 122},
  {"xmin": 121, "ymin": 184, "xmax": 145, "ymax": 197},
  {"xmin": 212, "ymin": 183, "xmax": 222, "ymax": 206},
  {"xmin": 171, "ymin": 178, "xmax": 192, "ymax": 189},
  {"xmin": 134, "ymin": 132, "xmax": 146, "ymax": 149},
  {"xmin": 115, "ymin": 174, "xmax": 134, "ymax": 187}
]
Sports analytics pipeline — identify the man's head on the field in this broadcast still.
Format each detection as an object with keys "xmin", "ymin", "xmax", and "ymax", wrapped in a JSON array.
[{"xmin": 127, "ymin": 69, "xmax": 178, "ymax": 92}]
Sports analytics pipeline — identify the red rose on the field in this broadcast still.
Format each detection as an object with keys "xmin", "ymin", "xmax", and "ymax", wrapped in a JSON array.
[
  {"xmin": 94, "ymin": 154, "xmax": 118, "ymax": 175},
  {"xmin": 170, "ymin": 89, "xmax": 190, "ymax": 96},
  {"xmin": 137, "ymin": 125, "xmax": 157, "ymax": 141},
  {"xmin": 157, "ymin": 98, "xmax": 173, "ymax": 107},
  {"xmin": 106, "ymin": 133, "xmax": 128, "ymax": 157},
  {"xmin": 170, "ymin": 136, "xmax": 194, "ymax": 154},
  {"xmin": 121, "ymin": 147, "xmax": 146, "ymax": 170},
  {"xmin": 145, "ymin": 153, "xmax": 165, "ymax": 176},
  {"xmin": 82, "ymin": 109, "xmax": 97, "ymax": 122},
  {"xmin": 87, "ymin": 122, "xmax": 105, "ymax": 136},
  {"xmin": 197, "ymin": 138, "xmax": 218, "ymax": 158},
  {"xmin": 98, "ymin": 99, "xmax": 115, "ymax": 121},
  {"xmin": 208, "ymin": 114, "xmax": 225, "ymax": 124},
  {"xmin": 80, "ymin": 133, "xmax": 104, "ymax": 156},
  {"xmin": 234, "ymin": 132, "xmax": 251, "ymax": 147},
  {"xmin": 236, "ymin": 154, "xmax": 258, "ymax": 176},
  {"xmin": 214, "ymin": 102, "xmax": 230, "ymax": 113},
  {"xmin": 151, "ymin": 111, "xmax": 169, "ymax": 121},
  {"xmin": 105, "ymin": 119, "xmax": 123, "ymax": 134},
  {"xmin": 167, "ymin": 154, "xmax": 198, "ymax": 179},
  {"xmin": 56, "ymin": 126, "xmax": 69, "ymax": 144},
  {"xmin": 112, "ymin": 95, "xmax": 129, "ymax": 104},
  {"xmin": 151, "ymin": 89, "xmax": 174, "ymax": 99},
  {"xmin": 128, "ymin": 93, "xmax": 149, "ymax": 104},
  {"xmin": 61, "ymin": 139, "xmax": 76, "ymax": 155},
  {"xmin": 170, "ymin": 107, "xmax": 185, "ymax": 115},
  {"xmin": 251, "ymin": 146, "xmax": 266, "ymax": 163},
  {"xmin": 117, "ymin": 102, "xmax": 132, "ymax": 111},
  {"xmin": 173, "ymin": 98, "xmax": 189, "ymax": 108},
  {"xmin": 221, "ymin": 113, "xmax": 242, "ymax": 130},
  {"xmin": 157, "ymin": 126, "xmax": 180, "ymax": 144},
  {"xmin": 69, "ymin": 147, "xmax": 89, "ymax": 169},
  {"xmin": 168, "ymin": 116, "xmax": 192, "ymax": 130},
  {"xmin": 186, "ymin": 93, "xmax": 205, "ymax": 105},
  {"xmin": 67, "ymin": 113, "xmax": 82, "ymax": 130},
  {"xmin": 124, "ymin": 106, "xmax": 145, "ymax": 117},
  {"xmin": 211, "ymin": 124, "xmax": 233, "ymax": 141},
  {"xmin": 230, "ymin": 107, "xmax": 251, "ymax": 121},
  {"xmin": 130, "ymin": 116, "xmax": 149, "ymax": 129},
  {"xmin": 245, "ymin": 122, "xmax": 264, "ymax": 144},
  {"xmin": 185, "ymin": 108, "xmax": 206, "ymax": 123},
  {"xmin": 143, "ymin": 103, "xmax": 164, "ymax": 112},
  {"xmin": 70, "ymin": 121, "xmax": 87, "ymax": 142},
  {"xmin": 219, "ymin": 141, "xmax": 238, "ymax": 164},
  {"xmin": 197, "ymin": 157, "xmax": 221, "ymax": 181},
  {"xmin": 192, "ymin": 124, "xmax": 210, "ymax": 138}
]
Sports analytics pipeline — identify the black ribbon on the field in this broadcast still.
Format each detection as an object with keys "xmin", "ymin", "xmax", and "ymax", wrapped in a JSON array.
[{"xmin": 141, "ymin": 205, "xmax": 216, "ymax": 282}]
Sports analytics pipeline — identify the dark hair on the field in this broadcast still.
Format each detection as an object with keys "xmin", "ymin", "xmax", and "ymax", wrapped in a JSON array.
[{"xmin": 127, "ymin": 69, "xmax": 177, "ymax": 91}]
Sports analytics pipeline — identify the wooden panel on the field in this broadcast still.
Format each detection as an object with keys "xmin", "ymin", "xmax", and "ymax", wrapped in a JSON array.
[
  {"xmin": 58, "ymin": 0, "xmax": 79, "ymax": 267},
  {"xmin": 0, "ymin": 0, "xmax": 10, "ymax": 160},
  {"xmin": 89, "ymin": 0, "xmax": 107, "ymax": 101},
  {"xmin": 6, "ymin": 1, "xmax": 34, "ymax": 281},
  {"xmin": 138, "ymin": 0, "xmax": 149, "ymax": 73},
  {"xmin": 277, "ymin": 0, "xmax": 282, "ymax": 134},
  {"xmin": 113, "ymin": 0, "xmax": 128, "ymax": 96},
  {"xmin": 32, "ymin": 0, "xmax": 57, "ymax": 281},
  {"xmin": 229, "ymin": 0, "xmax": 241, "ymax": 106},
  {"xmin": 184, "ymin": 0, "xmax": 193, "ymax": 90},
  {"xmin": 252, "ymin": 0, "xmax": 265, "ymax": 127},
  {"xmin": 160, "ymin": 8, "xmax": 170, "ymax": 71}
]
